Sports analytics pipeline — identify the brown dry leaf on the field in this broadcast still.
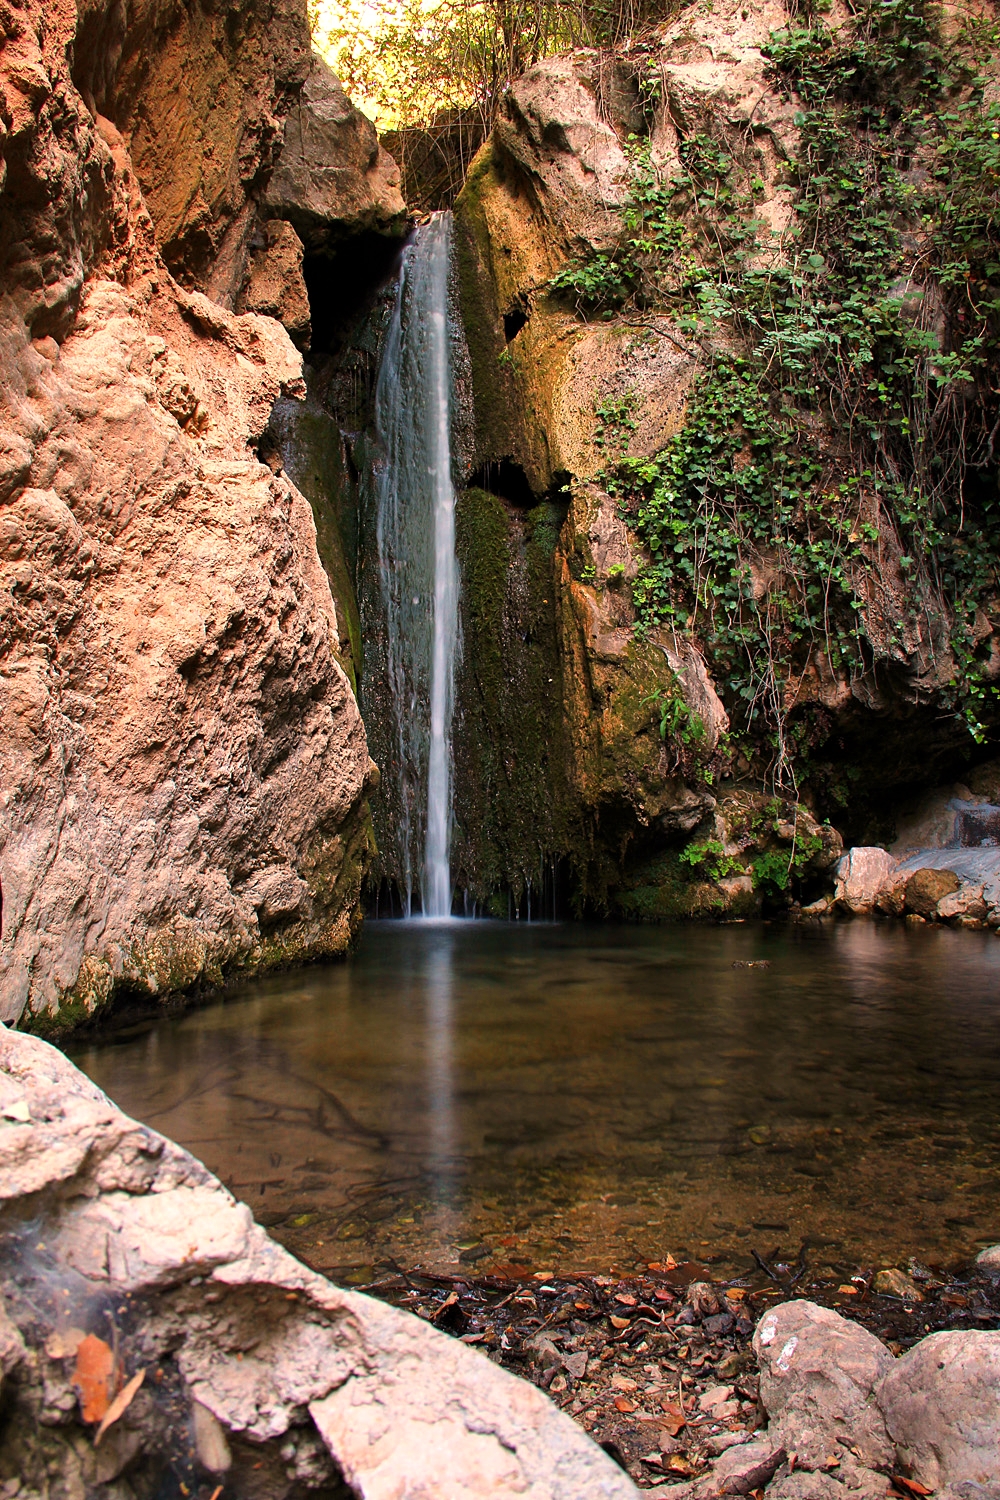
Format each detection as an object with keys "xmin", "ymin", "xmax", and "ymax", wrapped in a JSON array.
[
  {"xmin": 94, "ymin": 1369, "xmax": 146, "ymax": 1446},
  {"xmin": 665, "ymin": 1454, "xmax": 694, "ymax": 1476},
  {"xmin": 615, "ymin": 1293, "xmax": 637, "ymax": 1307},
  {"xmin": 432, "ymin": 1293, "xmax": 458, "ymax": 1321},
  {"xmin": 658, "ymin": 1398, "xmax": 686, "ymax": 1435},
  {"xmin": 609, "ymin": 1315, "xmax": 631, "ymax": 1329},
  {"xmin": 614, "ymin": 1397, "xmax": 637, "ymax": 1414},
  {"xmin": 836, "ymin": 1284, "xmax": 859, "ymax": 1296},
  {"xmin": 891, "ymin": 1479, "xmax": 932, "ymax": 1498},
  {"xmin": 725, "ymin": 1288, "xmax": 747, "ymax": 1302},
  {"xmin": 72, "ymin": 1334, "xmax": 115, "ymax": 1423}
]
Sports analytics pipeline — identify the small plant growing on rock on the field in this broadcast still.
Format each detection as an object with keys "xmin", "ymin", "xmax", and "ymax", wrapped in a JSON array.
[{"xmin": 679, "ymin": 837, "xmax": 746, "ymax": 882}]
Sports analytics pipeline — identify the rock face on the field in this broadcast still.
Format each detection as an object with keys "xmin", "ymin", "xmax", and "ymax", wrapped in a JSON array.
[
  {"xmin": 262, "ymin": 56, "xmax": 407, "ymax": 253},
  {"xmin": 0, "ymin": 0, "xmax": 385, "ymax": 1024},
  {"xmin": 0, "ymin": 1025, "xmax": 639, "ymax": 1499},
  {"xmin": 67, "ymin": 0, "xmax": 405, "ymax": 313},
  {"xmin": 70, "ymin": 0, "xmax": 312, "ymax": 301},
  {"xmin": 449, "ymin": 0, "xmax": 1000, "ymax": 910}
]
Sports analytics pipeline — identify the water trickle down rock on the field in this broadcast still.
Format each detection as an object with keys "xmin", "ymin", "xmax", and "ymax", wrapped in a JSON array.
[{"xmin": 358, "ymin": 215, "xmax": 463, "ymax": 916}]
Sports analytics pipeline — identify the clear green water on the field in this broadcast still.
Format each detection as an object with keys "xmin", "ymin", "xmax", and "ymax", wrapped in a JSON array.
[{"xmin": 73, "ymin": 919, "xmax": 1000, "ymax": 1284}]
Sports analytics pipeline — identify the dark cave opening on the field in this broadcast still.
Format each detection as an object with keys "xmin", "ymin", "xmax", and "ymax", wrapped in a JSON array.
[
  {"xmin": 303, "ymin": 231, "xmax": 408, "ymax": 357},
  {"xmin": 469, "ymin": 457, "xmax": 538, "ymax": 508}
]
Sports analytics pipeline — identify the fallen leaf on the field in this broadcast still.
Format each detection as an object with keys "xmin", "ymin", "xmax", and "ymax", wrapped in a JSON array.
[
  {"xmin": 665, "ymin": 1454, "xmax": 694, "ymax": 1476},
  {"xmin": 72, "ymin": 1334, "xmax": 115, "ymax": 1423},
  {"xmin": 609, "ymin": 1315, "xmax": 630, "ymax": 1329},
  {"xmin": 725, "ymin": 1287, "xmax": 747, "ymax": 1301},
  {"xmin": 94, "ymin": 1369, "xmax": 145, "ymax": 1446},
  {"xmin": 836, "ymin": 1284, "xmax": 858, "ymax": 1296},
  {"xmin": 615, "ymin": 1293, "xmax": 637, "ymax": 1306},
  {"xmin": 891, "ymin": 1479, "xmax": 932, "ymax": 1498},
  {"xmin": 657, "ymin": 1398, "xmax": 686, "ymax": 1435},
  {"xmin": 432, "ymin": 1292, "xmax": 458, "ymax": 1321},
  {"xmin": 614, "ymin": 1396, "xmax": 637, "ymax": 1414}
]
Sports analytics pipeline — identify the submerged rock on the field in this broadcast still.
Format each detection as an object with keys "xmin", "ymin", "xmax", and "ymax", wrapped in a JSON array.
[{"xmin": 0, "ymin": 1025, "xmax": 638, "ymax": 1498}]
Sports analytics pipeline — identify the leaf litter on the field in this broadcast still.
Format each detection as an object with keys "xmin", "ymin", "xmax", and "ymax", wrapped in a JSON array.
[{"xmin": 355, "ymin": 1249, "xmax": 1000, "ymax": 1488}]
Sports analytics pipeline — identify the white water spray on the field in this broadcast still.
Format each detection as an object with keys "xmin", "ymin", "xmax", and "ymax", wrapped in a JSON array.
[{"xmin": 369, "ymin": 214, "xmax": 460, "ymax": 917}]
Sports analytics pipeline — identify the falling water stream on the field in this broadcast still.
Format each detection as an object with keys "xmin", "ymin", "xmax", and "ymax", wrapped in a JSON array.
[{"xmin": 362, "ymin": 213, "xmax": 460, "ymax": 917}]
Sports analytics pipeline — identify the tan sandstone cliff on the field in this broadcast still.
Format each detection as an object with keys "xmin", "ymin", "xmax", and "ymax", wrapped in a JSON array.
[{"xmin": 0, "ymin": 0, "xmax": 403, "ymax": 1024}]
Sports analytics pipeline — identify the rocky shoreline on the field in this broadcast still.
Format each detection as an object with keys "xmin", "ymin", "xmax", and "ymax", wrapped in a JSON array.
[
  {"xmin": 360, "ymin": 1254, "xmax": 1000, "ymax": 1493},
  {"xmin": 2, "ymin": 1024, "xmax": 999, "ymax": 1498}
]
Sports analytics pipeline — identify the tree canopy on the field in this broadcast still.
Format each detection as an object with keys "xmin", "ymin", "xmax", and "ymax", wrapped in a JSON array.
[{"xmin": 310, "ymin": 0, "xmax": 660, "ymax": 131}]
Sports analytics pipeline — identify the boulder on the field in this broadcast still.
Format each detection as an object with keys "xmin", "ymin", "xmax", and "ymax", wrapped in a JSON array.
[
  {"xmin": 239, "ymin": 219, "xmax": 312, "ymax": 346},
  {"xmin": 877, "ymin": 1331, "xmax": 1000, "ymax": 1489},
  {"xmin": 263, "ymin": 55, "xmax": 407, "ymax": 250},
  {"xmin": 905, "ymin": 866, "xmax": 960, "ymax": 918},
  {"xmin": 753, "ymin": 1301, "xmax": 894, "ymax": 1471},
  {"xmin": 764, "ymin": 1459, "xmax": 891, "ymax": 1500},
  {"xmin": 975, "ymin": 1244, "xmax": 1000, "ymax": 1277},
  {"xmin": 0, "ymin": 1026, "xmax": 638, "ymax": 1499},
  {"xmin": 834, "ymin": 848, "xmax": 900, "ymax": 915},
  {"xmin": 937, "ymin": 1488, "xmax": 1000, "ymax": 1500},
  {"xmin": 937, "ymin": 884, "xmax": 988, "ymax": 920}
]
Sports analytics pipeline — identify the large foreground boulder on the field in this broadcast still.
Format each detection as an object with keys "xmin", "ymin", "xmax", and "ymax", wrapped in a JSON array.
[
  {"xmin": 753, "ymin": 1301, "xmax": 894, "ymax": 1472},
  {"xmin": 673, "ymin": 1301, "xmax": 1000, "ymax": 1500},
  {"xmin": 878, "ymin": 1332, "xmax": 1000, "ymax": 1490},
  {"xmin": 0, "ymin": 1026, "xmax": 637, "ymax": 1498}
]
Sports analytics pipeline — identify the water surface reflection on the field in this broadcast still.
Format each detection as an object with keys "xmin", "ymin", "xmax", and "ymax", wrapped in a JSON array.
[{"xmin": 74, "ymin": 920, "xmax": 1000, "ymax": 1281}]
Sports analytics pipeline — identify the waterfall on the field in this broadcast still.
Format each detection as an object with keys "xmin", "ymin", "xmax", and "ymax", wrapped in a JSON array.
[{"xmin": 360, "ymin": 213, "xmax": 460, "ymax": 918}]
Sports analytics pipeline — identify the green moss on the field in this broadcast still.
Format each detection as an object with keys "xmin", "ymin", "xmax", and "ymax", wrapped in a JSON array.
[
  {"xmin": 612, "ymin": 851, "xmax": 691, "ymax": 920},
  {"xmin": 276, "ymin": 402, "xmax": 363, "ymax": 691},
  {"xmin": 452, "ymin": 486, "xmax": 584, "ymax": 905}
]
